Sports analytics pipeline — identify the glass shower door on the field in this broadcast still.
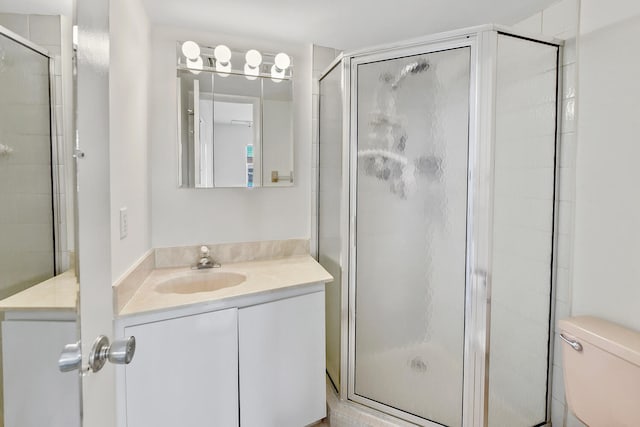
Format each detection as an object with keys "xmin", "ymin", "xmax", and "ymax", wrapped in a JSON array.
[
  {"xmin": 0, "ymin": 32, "xmax": 55, "ymax": 300},
  {"xmin": 351, "ymin": 47, "xmax": 471, "ymax": 426},
  {"xmin": 318, "ymin": 61, "xmax": 344, "ymax": 391}
]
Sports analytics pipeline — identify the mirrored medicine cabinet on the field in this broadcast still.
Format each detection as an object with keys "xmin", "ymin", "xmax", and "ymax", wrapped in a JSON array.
[{"xmin": 176, "ymin": 41, "xmax": 294, "ymax": 188}]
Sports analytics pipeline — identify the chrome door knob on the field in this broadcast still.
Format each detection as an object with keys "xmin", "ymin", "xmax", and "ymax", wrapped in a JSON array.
[
  {"xmin": 89, "ymin": 335, "xmax": 136, "ymax": 373},
  {"xmin": 108, "ymin": 335, "xmax": 136, "ymax": 365},
  {"xmin": 58, "ymin": 341, "xmax": 82, "ymax": 373}
]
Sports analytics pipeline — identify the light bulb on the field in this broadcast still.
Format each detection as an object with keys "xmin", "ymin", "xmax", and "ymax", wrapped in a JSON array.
[
  {"xmin": 214, "ymin": 45, "xmax": 232, "ymax": 65},
  {"xmin": 271, "ymin": 64, "xmax": 284, "ymax": 82},
  {"xmin": 244, "ymin": 63, "xmax": 258, "ymax": 80},
  {"xmin": 245, "ymin": 49, "xmax": 262, "ymax": 68},
  {"xmin": 181, "ymin": 40, "xmax": 201, "ymax": 60},
  {"xmin": 216, "ymin": 62, "xmax": 231, "ymax": 77},
  {"xmin": 187, "ymin": 56, "xmax": 203, "ymax": 74},
  {"xmin": 274, "ymin": 52, "xmax": 291, "ymax": 70}
]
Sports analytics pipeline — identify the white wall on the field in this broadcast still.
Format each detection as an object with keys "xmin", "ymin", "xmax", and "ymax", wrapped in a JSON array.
[
  {"xmin": 149, "ymin": 25, "xmax": 312, "ymax": 248},
  {"xmin": 572, "ymin": 1, "xmax": 640, "ymax": 331},
  {"xmin": 579, "ymin": 0, "xmax": 640, "ymax": 35},
  {"xmin": 109, "ymin": 0, "xmax": 151, "ymax": 280}
]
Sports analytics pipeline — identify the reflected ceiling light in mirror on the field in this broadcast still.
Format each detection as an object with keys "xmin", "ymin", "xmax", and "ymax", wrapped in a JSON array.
[
  {"xmin": 274, "ymin": 52, "xmax": 291, "ymax": 71},
  {"xmin": 187, "ymin": 56, "xmax": 203, "ymax": 74},
  {"xmin": 244, "ymin": 63, "xmax": 259, "ymax": 80},
  {"xmin": 216, "ymin": 61, "xmax": 231, "ymax": 77},
  {"xmin": 271, "ymin": 64, "xmax": 285, "ymax": 82},
  {"xmin": 181, "ymin": 40, "xmax": 201, "ymax": 60},
  {"xmin": 214, "ymin": 44, "xmax": 232, "ymax": 65},
  {"xmin": 245, "ymin": 49, "xmax": 262, "ymax": 68}
]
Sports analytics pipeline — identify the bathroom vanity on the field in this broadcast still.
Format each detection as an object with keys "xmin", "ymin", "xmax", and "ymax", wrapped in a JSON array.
[
  {"xmin": 0, "ymin": 270, "xmax": 80, "ymax": 427},
  {"xmin": 114, "ymin": 253, "xmax": 332, "ymax": 427}
]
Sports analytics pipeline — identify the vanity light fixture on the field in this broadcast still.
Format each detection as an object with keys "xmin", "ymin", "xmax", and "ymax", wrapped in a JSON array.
[
  {"xmin": 177, "ymin": 41, "xmax": 291, "ymax": 80},
  {"xmin": 181, "ymin": 40, "xmax": 201, "ymax": 60},
  {"xmin": 271, "ymin": 52, "xmax": 291, "ymax": 82},
  {"xmin": 245, "ymin": 49, "xmax": 262, "ymax": 68},
  {"xmin": 274, "ymin": 52, "xmax": 291, "ymax": 71},
  {"xmin": 214, "ymin": 44, "xmax": 232, "ymax": 65}
]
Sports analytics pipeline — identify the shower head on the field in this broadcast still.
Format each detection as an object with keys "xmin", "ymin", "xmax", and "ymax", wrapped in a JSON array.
[{"xmin": 389, "ymin": 60, "xmax": 430, "ymax": 90}]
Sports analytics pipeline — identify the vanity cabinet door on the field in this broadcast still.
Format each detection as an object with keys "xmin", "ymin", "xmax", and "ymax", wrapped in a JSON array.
[
  {"xmin": 124, "ymin": 308, "xmax": 239, "ymax": 427},
  {"xmin": 2, "ymin": 320, "xmax": 80, "ymax": 427},
  {"xmin": 239, "ymin": 291, "xmax": 326, "ymax": 427}
]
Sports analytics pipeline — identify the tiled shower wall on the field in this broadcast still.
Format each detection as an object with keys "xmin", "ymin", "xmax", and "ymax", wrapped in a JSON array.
[
  {"xmin": 0, "ymin": 13, "xmax": 74, "ymax": 275},
  {"xmin": 514, "ymin": 0, "xmax": 582, "ymax": 426}
]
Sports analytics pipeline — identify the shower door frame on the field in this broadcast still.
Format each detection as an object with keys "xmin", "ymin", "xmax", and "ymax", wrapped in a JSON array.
[{"xmin": 346, "ymin": 32, "xmax": 485, "ymax": 427}]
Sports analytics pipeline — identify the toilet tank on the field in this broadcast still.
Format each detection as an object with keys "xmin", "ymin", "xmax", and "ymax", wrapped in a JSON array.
[{"xmin": 559, "ymin": 316, "xmax": 640, "ymax": 427}]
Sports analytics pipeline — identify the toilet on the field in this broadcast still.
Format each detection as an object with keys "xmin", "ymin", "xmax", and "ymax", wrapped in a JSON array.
[{"xmin": 559, "ymin": 316, "xmax": 640, "ymax": 427}]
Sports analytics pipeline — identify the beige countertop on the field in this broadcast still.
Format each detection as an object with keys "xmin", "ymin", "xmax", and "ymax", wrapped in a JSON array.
[
  {"xmin": 0, "ymin": 270, "xmax": 78, "ymax": 312},
  {"xmin": 119, "ymin": 255, "xmax": 333, "ymax": 317}
]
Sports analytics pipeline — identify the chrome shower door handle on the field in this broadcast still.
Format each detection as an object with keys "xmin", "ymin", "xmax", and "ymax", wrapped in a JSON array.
[{"xmin": 560, "ymin": 333, "xmax": 583, "ymax": 352}]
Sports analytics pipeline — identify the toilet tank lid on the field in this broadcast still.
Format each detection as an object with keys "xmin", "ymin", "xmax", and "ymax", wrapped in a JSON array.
[{"xmin": 559, "ymin": 316, "xmax": 640, "ymax": 367}]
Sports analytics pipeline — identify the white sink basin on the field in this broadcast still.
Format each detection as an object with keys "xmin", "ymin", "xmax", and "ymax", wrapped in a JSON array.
[{"xmin": 154, "ymin": 271, "xmax": 246, "ymax": 294}]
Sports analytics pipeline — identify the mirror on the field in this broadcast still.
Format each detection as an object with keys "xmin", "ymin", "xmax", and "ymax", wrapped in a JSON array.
[
  {"xmin": 177, "ymin": 43, "xmax": 294, "ymax": 188},
  {"xmin": 0, "ymin": 3, "xmax": 79, "ymax": 426}
]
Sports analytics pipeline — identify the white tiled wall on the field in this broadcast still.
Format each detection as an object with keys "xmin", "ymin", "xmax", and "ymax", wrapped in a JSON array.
[
  {"xmin": 489, "ymin": 34, "xmax": 560, "ymax": 427},
  {"xmin": 513, "ymin": 1, "xmax": 581, "ymax": 425}
]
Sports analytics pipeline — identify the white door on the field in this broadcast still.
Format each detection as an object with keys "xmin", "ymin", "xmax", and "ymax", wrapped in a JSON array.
[
  {"xmin": 0, "ymin": 2, "xmax": 82, "ymax": 427},
  {"xmin": 76, "ymin": 0, "xmax": 117, "ymax": 426}
]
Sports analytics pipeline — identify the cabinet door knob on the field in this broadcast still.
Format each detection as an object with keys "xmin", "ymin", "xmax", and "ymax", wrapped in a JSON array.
[{"xmin": 89, "ymin": 335, "xmax": 136, "ymax": 373}]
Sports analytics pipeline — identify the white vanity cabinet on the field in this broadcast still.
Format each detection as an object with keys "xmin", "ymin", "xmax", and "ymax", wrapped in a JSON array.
[
  {"xmin": 239, "ymin": 291, "xmax": 326, "ymax": 427},
  {"xmin": 118, "ymin": 286, "xmax": 326, "ymax": 427},
  {"xmin": 123, "ymin": 308, "xmax": 239, "ymax": 427},
  {"xmin": 1, "ymin": 312, "xmax": 80, "ymax": 427}
]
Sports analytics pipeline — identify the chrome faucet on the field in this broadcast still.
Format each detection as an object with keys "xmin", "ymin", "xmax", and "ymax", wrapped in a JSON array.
[{"xmin": 195, "ymin": 246, "xmax": 219, "ymax": 269}]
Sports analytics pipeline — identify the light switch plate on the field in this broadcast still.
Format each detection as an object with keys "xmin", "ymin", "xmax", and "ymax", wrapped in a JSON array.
[{"xmin": 119, "ymin": 207, "xmax": 128, "ymax": 240}]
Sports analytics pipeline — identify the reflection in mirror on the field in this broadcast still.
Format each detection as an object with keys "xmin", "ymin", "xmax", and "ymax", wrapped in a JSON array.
[
  {"xmin": 177, "ymin": 43, "xmax": 294, "ymax": 188},
  {"xmin": 213, "ymin": 74, "xmax": 261, "ymax": 188},
  {"xmin": 0, "ymin": 5, "xmax": 79, "ymax": 427},
  {"xmin": 262, "ymin": 77, "xmax": 293, "ymax": 186}
]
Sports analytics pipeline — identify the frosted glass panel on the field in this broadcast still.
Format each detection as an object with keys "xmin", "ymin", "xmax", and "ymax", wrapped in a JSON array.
[
  {"xmin": 0, "ymin": 33, "xmax": 54, "ymax": 300},
  {"xmin": 318, "ymin": 62, "xmax": 344, "ymax": 389},
  {"xmin": 354, "ymin": 48, "xmax": 470, "ymax": 426},
  {"xmin": 488, "ymin": 35, "xmax": 558, "ymax": 427}
]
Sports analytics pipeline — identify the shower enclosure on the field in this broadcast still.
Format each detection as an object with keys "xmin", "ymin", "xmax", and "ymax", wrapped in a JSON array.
[
  {"xmin": 318, "ymin": 25, "xmax": 560, "ymax": 427},
  {"xmin": 0, "ymin": 26, "xmax": 59, "ymax": 299}
]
